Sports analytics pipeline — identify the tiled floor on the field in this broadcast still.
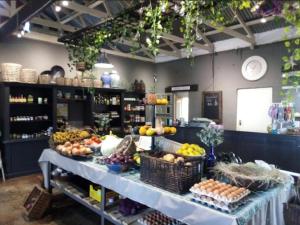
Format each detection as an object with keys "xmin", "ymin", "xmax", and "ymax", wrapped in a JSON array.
[{"xmin": 0, "ymin": 174, "xmax": 101, "ymax": 225}]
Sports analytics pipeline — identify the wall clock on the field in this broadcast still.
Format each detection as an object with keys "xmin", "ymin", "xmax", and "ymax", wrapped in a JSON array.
[{"xmin": 241, "ymin": 56, "xmax": 267, "ymax": 81}]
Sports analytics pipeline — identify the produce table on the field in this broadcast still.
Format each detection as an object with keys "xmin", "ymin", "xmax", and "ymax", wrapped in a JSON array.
[{"xmin": 39, "ymin": 149, "xmax": 292, "ymax": 225}]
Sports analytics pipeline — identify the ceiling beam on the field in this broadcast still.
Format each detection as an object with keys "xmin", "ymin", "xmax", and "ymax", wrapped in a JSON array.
[
  {"xmin": 204, "ymin": 16, "xmax": 275, "ymax": 36},
  {"xmin": 0, "ymin": 8, "xmax": 9, "ymax": 17},
  {"xmin": 161, "ymin": 33, "xmax": 213, "ymax": 52},
  {"xmin": 101, "ymin": 48, "xmax": 155, "ymax": 63},
  {"xmin": 120, "ymin": 39, "xmax": 181, "ymax": 58},
  {"xmin": 103, "ymin": 0, "xmax": 112, "ymax": 17},
  {"xmin": 61, "ymin": 0, "xmax": 104, "ymax": 24},
  {"xmin": 31, "ymin": 17, "xmax": 76, "ymax": 32},
  {"xmin": 0, "ymin": 1, "xmax": 9, "ymax": 9},
  {"xmin": 196, "ymin": 29, "xmax": 214, "ymax": 50},
  {"xmin": 231, "ymin": 8, "xmax": 254, "ymax": 39},
  {"xmin": 0, "ymin": 0, "xmax": 54, "ymax": 40},
  {"xmin": 163, "ymin": 39, "xmax": 179, "ymax": 51},
  {"xmin": 62, "ymin": 1, "xmax": 107, "ymax": 19},
  {"xmin": 204, "ymin": 21, "xmax": 255, "ymax": 45}
]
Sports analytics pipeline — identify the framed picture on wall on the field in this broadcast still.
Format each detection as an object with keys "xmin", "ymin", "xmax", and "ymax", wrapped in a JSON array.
[{"xmin": 202, "ymin": 91, "xmax": 223, "ymax": 124}]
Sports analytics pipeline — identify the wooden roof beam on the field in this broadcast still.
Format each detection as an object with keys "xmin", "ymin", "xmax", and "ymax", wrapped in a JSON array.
[
  {"xmin": 205, "ymin": 16, "xmax": 275, "ymax": 36},
  {"xmin": 204, "ymin": 21, "xmax": 255, "ymax": 45},
  {"xmin": 100, "ymin": 48, "xmax": 155, "ymax": 63},
  {"xmin": 62, "ymin": 1, "xmax": 107, "ymax": 19},
  {"xmin": 161, "ymin": 33, "xmax": 213, "ymax": 52},
  {"xmin": 61, "ymin": 1, "xmax": 104, "ymax": 24},
  {"xmin": 31, "ymin": 17, "xmax": 76, "ymax": 32}
]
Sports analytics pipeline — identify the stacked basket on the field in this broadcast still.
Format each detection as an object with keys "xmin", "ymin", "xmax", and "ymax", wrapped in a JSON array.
[{"xmin": 0, "ymin": 63, "xmax": 22, "ymax": 82}]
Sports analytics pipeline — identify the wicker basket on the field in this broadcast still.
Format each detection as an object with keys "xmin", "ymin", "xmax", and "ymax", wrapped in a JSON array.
[
  {"xmin": 81, "ymin": 78, "xmax": 93, "ymax": 87},
  {"xmin": 284, "ymin": 197, "xmax": 300, "ymax": 225},
  {"xmin": 56, "ymin": 77, "xmax": 65, "ymax": 85},
  {"xmin": 23, "ymin": 186, "xmax": 52, "ymax": 219},
  {"xmin": 39, "ymin": 74, "xmax": 51, "ymax": 84},
  {"xmin": 72, "ymin": 77, "xmax": 79, "ymax": 86},
  {"xmin": 140, "ymin": 152, "xmax": 204, "ymax": 194},
  {"xmin": 20, "ymin": 69, "xmax": 38, "ymax": 84},
  {"xmin": 64, "ymin": 78, "xmax": 73, "ymax": 86},
  {"xmin": 0, "ymin": 63, "xmax": 22, "ymax": 82},
  {"xmin": 94, "ymin": 79, "xmax": 102, "ymax": 88}
]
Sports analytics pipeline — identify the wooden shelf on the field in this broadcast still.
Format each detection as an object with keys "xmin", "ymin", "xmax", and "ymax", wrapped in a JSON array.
[
  {"xmin": 9, "ymin": 103, "xmax": 50, "ymax": 106},
  {"xmin": 10, "ymin": 120, "xmax": 51, "ymax": 123},
  {"xmin": 3, "ymin": 136, "xmax": 49, "ymax": 144}
]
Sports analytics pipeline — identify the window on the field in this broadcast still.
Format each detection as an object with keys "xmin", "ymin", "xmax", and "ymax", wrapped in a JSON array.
[{"xmin": 175, "ymin": 92, "xmax": 189, "ymax": 123}]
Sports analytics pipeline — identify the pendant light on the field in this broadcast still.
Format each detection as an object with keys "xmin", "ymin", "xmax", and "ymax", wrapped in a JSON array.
[{"xmin": 95, "ymin": 53, "xmax": 114, "ymax": 68}]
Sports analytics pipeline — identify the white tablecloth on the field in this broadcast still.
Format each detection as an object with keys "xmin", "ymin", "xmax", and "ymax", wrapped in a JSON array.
[{"xmin": 39, "ymin": 149, "xmax": 292, "ymax": 225}]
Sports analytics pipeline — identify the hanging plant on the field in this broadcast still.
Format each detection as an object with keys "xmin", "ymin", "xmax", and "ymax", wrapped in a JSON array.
[
  {"xmin": 279, "ymin": 1, "xmax": 300, "ymax": 103},
  {"xmin": 65, "ymin": 30, "xmax": 109, "ymax": 72},
  {"xmin": 142, "ymin": 0, "xmax": 171, "ymax": 55},
  {"xmin": 179, "ymin": 0, "xmax": 199, "ymax": 57}
]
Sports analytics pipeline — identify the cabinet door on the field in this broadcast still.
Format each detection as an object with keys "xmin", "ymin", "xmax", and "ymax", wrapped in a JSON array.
[{"xmin": 4, "ymin": 140, "xmax": 49, "ymax": 177}]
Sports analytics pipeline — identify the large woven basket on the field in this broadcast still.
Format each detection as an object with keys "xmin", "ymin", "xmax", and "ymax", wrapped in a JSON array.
[
  {"xmin": 0, "ymin": 63, "xmax": 22, "ymax": 82},
  {"xmin": 20, "ymin": 69, "xmax": 38, "ymax": 83},
  {"xmin": 94, "ymin": 80, "xmax": 102, "ymax": 88},
  {"xmin": 140, "ymin": 151, "xmax": 204, "ymax": 194},
  {"xmin": 56, "ymin": 77, "xmax": 65, "ymax": 86},
  {"xmin": 64, "ymin": 78, "xmax": 73, "ymax": 86},
  {"xmin": 81, "ymin": 78, "xmax": 93, "ymax": 87},
  {"xmin": 39, "ymin": 74, "xmax": 51, "ymax": 84}
]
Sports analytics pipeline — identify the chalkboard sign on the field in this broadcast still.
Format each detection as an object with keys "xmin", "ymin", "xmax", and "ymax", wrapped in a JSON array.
[{"xmin": 202, "ymin": 91, "xmax": 222, "ymax": 124}]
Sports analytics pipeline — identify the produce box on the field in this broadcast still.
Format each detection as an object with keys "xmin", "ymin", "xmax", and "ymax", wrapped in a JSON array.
[
  {"xmin": 23, "ymin": 186, "xmax": 52, "ymax": 220},
  {"xmin": 284, "ymin": 197, "xmax": 300, "ymax": 225},
  {"xmin": 140, "ymin": 151, "xmax": 204, "ymax": 194},
  {"xmin": 89, "ymin": 184, "xmax": 101, "ymax": 202}
]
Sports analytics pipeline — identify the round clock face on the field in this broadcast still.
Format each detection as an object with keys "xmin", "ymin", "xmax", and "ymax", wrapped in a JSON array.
[{"xmin": 241, "ymin": 56, "xmax": 267, "ymax": 81}]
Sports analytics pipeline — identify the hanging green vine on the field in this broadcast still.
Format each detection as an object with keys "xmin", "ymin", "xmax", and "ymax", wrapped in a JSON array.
[
  {"xmin": 142, "ymin": 0, "xmax": 171, "ymax": 55},
  {"xmin": 280, "ymin": 1, "xmax": 300, "ymax": 103}
]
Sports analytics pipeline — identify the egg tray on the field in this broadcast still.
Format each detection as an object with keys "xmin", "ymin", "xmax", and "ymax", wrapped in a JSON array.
[
  {"xmin": 190, "ymin": 187, "xmax": 250, "ymax": 205},
  {"xmin": 191, "ymin": 195, "xmax": 248, "ymax": 213}
]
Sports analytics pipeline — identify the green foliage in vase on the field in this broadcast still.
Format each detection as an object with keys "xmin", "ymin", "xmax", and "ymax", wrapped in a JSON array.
[{"xmin": 197, "ymin": 125, "xmax": 224, "ymax": 148}]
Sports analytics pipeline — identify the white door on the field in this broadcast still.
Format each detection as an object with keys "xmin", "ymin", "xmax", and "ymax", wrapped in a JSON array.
[{"xmin": 236, "ymin": 87, "xmax": 272, "ymax": 133}]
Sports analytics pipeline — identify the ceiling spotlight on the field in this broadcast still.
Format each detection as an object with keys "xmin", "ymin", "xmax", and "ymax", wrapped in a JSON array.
[
  {"xmin": 55, "ymin": 5, "xmax": 62, "ymax": 12},
  {"xmin": 260, "ymin": 17, "xmax": 267, "ymax": 23},
  {"xmin": 17, "ymin": 33, "xmax": 22, "ymax": 38},
  {"xmin": 21, "ymin": 30, "xmax": 25, "ymax": 36},
  {"xmin": 62, "ymin": 1, "xmax": 69, "ymax": 6}
]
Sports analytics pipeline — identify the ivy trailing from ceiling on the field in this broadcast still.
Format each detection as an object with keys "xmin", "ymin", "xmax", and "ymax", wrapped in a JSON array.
[
  {"xmin": 65, "ymin": 30, "xmax": 110, "ymax": 72},
  {"xmin": 279, "ymin": 1, "xmax": 300, "ymax": 103},
  {"xmin": 141, "ymin": 0, "xmax": 173, "ymax": 55}
]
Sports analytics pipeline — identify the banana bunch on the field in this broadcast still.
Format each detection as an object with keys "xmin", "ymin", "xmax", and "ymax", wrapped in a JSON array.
[{"xmin": 53, "ymin": 130, "xmax": 90, "ymax": 144}]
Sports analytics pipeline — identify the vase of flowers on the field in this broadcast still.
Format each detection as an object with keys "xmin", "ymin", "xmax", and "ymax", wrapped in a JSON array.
[{"xmin": 197, "ymin": 123, "xmax": 224, "ymax": 177}]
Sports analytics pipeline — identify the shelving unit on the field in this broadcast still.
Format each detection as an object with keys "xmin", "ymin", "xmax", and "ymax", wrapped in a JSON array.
[
  {"xmin": 155, "ymin": 93, "xmax": 174, "ymax": 126},
  {"xmin": 92, "ymin": 89, "xmax": 124, "ymax": 136},
  {"xmin": 0, "ymin": 83, "xmax": 125, "ymax": 177},
  {"xmin": 123, "ymin": 92, "xmax": 146, "ymax": 134},
  {"xmin": 50, "ymin": 177, "xmax": 150, "ymax": 225}
]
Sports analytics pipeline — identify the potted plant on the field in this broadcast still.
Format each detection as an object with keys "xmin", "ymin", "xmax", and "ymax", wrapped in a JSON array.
[{"xmin": 197, "ymin": 123, "xmax": 224, "ymax": 177}]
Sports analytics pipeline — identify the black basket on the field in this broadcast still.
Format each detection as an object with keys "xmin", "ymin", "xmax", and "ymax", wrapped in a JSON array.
[
  {"xmin": 140, "ymin": 152, "xmax": 204, "ymax": 194},
  {"xmin": 284, "ymin": 197, "xmax": 300, "ymax": 225}
]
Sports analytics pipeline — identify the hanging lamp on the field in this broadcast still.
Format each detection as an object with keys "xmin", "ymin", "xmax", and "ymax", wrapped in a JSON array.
[{"xmin": 95, "ymin": 53, "xmax": 114, "ymax": 68}]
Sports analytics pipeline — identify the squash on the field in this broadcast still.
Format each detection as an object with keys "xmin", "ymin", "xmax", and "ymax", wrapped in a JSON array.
[{"xmin": 101, "ymin": 132, "xmax": 122, "ymax": 156}]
